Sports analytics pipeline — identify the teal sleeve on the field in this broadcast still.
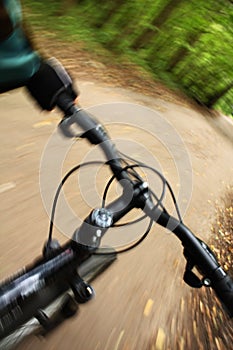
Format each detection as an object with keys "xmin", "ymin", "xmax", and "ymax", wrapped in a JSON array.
[
  {"xmin": 3, "ymin": 0, "xmax": 22, "ymax": 26},
  {"xmin": 0, "ymin": 0, "xmax": 41, "ymax": 91}
]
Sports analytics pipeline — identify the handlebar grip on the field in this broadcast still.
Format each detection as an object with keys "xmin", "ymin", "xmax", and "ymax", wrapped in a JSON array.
[{"xmin": 211, "ymin": 270, "xmax": 233, "ymax": 318}]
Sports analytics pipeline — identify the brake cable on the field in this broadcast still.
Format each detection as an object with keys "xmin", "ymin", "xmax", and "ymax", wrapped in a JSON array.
[{"xmin": 47, "ymin": 161, "xmax": 105, "ymax": 243}]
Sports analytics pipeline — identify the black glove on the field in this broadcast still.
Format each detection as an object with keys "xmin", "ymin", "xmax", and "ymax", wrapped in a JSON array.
[{"xmin": 26, "ymin": 57, "xmax": 78, "ymax": 112}]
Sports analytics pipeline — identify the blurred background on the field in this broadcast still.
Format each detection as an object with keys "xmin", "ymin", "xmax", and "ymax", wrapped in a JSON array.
[{"xmin": 22, "ymin": 0, "xmax": 233, "ymax": 117}]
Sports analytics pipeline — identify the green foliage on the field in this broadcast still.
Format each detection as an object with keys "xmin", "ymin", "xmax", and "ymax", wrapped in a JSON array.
[
  {"xmin": 22, "ymin": 0, "xmax": 233, "ymax": 117},
  {"xmin": 215, "ymin": 89, "xmax": 233, "ymax": 117},
  {"xmin": 22, "ymin": 0, "xmax": 110, "ymax": 57}
]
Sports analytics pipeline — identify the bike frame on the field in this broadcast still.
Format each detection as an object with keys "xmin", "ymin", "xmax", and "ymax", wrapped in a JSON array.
[{"xmin": 0, "ymin": 102, "xmax": 232, "ymax": 341}]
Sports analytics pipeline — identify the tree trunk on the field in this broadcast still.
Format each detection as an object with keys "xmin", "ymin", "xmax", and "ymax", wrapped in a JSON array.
[
  {"xmin": 54, "ymin": 0, "xmax": 77, "ymax": 16},
  {"xmin": 94, "ymin": 0, "xmax": 126, "ymax": 28},
  {"xmin": 205, "ymin": 81, "xmax": 233, "ymax": 107},
  {"xmin": 131, "ymin": 0, "xmax": 183, "ymax": 50},
  {"xmin": 166, "ymin": 31, "xmax": 204, "ymax": 72}
]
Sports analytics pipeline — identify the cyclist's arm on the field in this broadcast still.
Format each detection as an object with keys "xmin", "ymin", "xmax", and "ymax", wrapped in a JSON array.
[
  {"xmin": 0, "ymin": 0, "xmax": 41, "ymax": 92},
  {"xmin": 0, "ymin": 0, "xmax": 78, "ymax": 109}
]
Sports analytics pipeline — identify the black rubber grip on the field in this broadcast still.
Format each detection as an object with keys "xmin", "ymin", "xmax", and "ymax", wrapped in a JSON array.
[
  {"xmin": 212, "ymin": 272, "xmax": 233, "ymax": 318},
  {"xmin": 56, "ymin": 90, "xmax": 76, "ymax": 115}
]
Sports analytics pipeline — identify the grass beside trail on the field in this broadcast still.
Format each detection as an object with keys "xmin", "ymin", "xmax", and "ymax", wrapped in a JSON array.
[{"xmin": 22, "ymin": 1, "xmax": 120, "ymax": 61}]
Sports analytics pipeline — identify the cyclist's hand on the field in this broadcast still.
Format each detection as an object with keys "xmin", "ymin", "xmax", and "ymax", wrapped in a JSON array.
[{"xmin": 26, "ymin": 57, "xmax": 78, "ymax": 112}]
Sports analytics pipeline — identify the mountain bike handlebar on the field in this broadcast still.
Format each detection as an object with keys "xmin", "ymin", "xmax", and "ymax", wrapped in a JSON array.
[
  {"xmin": 0, "ymin": 96, "xmax": 232, "ymax": 342},
  {"xmin": 57, "ymin": 97, "xmax": 233, "ymax": 318}
]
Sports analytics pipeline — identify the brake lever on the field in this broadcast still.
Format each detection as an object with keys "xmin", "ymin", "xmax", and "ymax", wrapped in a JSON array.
[
  {"xmin": 59, "ymin": 111, "xmax": 84, "ymax": 138},
  {"xmin": 183, "ymin": 248, "xmax": 203, "ymax": 288},
  {"xmin": 183, "ymin": 237, "xmax": 220, "ymax": 289}
]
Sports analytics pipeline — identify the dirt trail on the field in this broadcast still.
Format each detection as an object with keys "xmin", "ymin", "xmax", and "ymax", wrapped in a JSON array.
[{"xmin": 0, "ymin": 72, "xmax": 233, "ymax": 349}]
